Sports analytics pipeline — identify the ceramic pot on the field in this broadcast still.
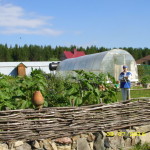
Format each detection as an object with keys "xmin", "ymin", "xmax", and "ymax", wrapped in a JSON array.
[{"xmin": 33, "ymin": 91, "xmax": 44, "ymax": 109}]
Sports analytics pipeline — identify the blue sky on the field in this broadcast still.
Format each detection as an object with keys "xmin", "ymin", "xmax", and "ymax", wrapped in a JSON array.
[{"xmin": 0, "ymin": 0, "xmax": 150, "ymax": 48}]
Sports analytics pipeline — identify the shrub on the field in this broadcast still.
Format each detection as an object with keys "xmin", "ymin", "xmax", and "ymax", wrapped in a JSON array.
[
  {"xmin": 0, "ymin": 70, "xmax": 118, "ymax": 110},
  {"xmin": 141, "ymin": 75, "xmax": 150, "ymax": 85},
  {"xmin": 129, "ymin": 142, "xmax": 150, "ymax": 150},
  {"xmin": 0, "ymin": 69, "xmax": 48, "ymax": 110},
  {"xmin": 62, "ymin": 70, "xmax": 118, "ymax": 106}
]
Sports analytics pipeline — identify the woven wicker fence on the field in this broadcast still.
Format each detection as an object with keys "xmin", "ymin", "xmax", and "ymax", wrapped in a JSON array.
[{"xmin": 0, "ymin": 99, "xmax": 150, "ymax": 141}]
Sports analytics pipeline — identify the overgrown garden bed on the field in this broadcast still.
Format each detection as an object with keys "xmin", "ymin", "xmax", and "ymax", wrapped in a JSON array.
[{"xmin": 0, "ymin": 70, "xmax": 118, "ymax": 110}]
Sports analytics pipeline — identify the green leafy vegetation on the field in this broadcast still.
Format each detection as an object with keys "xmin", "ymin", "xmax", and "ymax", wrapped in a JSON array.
[
  {"xmin": 64, "ymin": 70, "xmax": 118, "ymax": 105},
  {"xmin": 138, "ymin": 65, "xmax": 150, "ymax": 80},
  {"xmin": 46, "ymin": 70, "xmax": 118, "ymax": 107},
  {"xmin": 0, "ymin": 68, "xmax": 150, "ymax": 110},
  {"xmin": 129, "ymin": 142, "xmax": 150, "ymax": 150},
  {"xmin": 0, "ymin": 70, "xmax": 48, "ymax": 110},
  {"xmin": 140, "ymin": 75, "xmax": 150, "ymax": 85},
  {"xmin": 0, "ymin": 70, "xmax": 118, "ymax": 110}
]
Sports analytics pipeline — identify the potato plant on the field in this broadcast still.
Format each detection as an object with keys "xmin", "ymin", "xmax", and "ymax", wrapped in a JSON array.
[
  {"xmin": 0, "ymin": 70, "xmax": 48, "ymax": 110},
  {"xmin": 63, "ymin": 70, "xmax": 118, "ymax": 106},
  {"xmin": 0, "ymin": 70, "xmax": 118, "ymax": 110}
]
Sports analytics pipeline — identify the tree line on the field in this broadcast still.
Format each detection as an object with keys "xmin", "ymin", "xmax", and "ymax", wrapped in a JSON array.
[{"xmin": 0, "ymin": 44, "xmax": 150, "ymax": 61}]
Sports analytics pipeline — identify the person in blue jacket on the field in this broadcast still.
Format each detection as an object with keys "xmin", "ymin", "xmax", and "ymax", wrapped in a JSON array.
[{"xmin": 119, "ymin": 65, "xmax": 132, "ymax": 101}]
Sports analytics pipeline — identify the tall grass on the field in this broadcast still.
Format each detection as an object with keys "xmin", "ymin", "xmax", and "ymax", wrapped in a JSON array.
[{"xmin": 129, "ymin": 142, "xmax": 150, "ymax": 150}]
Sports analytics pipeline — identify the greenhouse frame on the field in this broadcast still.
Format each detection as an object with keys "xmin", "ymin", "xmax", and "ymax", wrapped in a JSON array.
[{"xmin": 57, "ymin": 49, "xmax": 138, "ymax": 82}]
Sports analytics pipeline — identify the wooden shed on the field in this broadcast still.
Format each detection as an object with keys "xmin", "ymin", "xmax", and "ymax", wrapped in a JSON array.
[{"xmin": 17, "ymin": 63, "xmax": 27, "ymax": 77}]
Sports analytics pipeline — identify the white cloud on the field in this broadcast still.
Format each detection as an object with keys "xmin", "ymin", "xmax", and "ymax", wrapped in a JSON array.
[
  {"xmin": 0, "ymin": 3, "xmax": 63, "ymax": 36},
  {"xmin": 0, "ymin": 28, "xmax": 63, "ymax": 36},
  {"xmin": 73, "ymin": 31, "xmax": 82, "ymax": 35}
]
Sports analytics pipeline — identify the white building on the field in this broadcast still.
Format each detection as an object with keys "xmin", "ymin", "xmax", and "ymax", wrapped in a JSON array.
[{"xmin": 0, "ymin": 61, "xmax": 60, "ymax": 76}]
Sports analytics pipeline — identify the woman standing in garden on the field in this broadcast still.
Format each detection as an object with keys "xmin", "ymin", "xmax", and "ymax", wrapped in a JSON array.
[{"xmin": 119, "ymin": 65, "xmax": 132, "ymax": 101}]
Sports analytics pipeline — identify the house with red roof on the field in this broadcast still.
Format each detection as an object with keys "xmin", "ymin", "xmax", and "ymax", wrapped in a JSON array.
[{"xmin": 61, "ymin": 48, "xmax": 85, "ymax": 60}]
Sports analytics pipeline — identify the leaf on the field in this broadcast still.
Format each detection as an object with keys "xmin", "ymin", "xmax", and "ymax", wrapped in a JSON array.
[
  {"xmin": 67, "ymin": 87, "xmax": 78, "ymax": 96},
  {"xmin": 94, "ymin": 88, "xmax": 102, "ymax": 97},
  {"xmin": 44, "ymin": 100, "xmax": 48, "ymax": 107},
  {"xmin": 14, "ymin": 90, "xmax": 25, "ymax": 97},
  {"xmin": 86, "ymin": 82, "xmax": 93, "ymax": 90},
  {"xmin": 20, "ymin": 100, "xmax": 27, "ymax": 109},
  {"xmin": 82, "ymin": 91, "xmax": 91, "ymax": 104},
  {"xmin": 75, "ymin": 97, "xmax": 82, "ymax": 106}
]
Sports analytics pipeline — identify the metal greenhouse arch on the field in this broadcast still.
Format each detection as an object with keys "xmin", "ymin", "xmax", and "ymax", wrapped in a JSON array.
[{"xmin": 56, "ymin": 49, "xmax": 138, "ymax": 82}]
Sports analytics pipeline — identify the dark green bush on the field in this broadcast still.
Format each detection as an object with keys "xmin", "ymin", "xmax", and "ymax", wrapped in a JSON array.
[
  {"xmin": 130, "ymin": 142, "xmax": 150, "ymax": 150},
  {"xmin": 0, "ymin": 70, "xmax": 118, "ymax": 110},
  {"xmin": 141, "ymin": 75, "xmax": 150, "ymax": 84}
]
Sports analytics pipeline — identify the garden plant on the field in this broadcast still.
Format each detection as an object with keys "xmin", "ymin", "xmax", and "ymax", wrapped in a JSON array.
[{"xmin": 0, "ymin": 70, "xmax": 118, "ymax": 110}]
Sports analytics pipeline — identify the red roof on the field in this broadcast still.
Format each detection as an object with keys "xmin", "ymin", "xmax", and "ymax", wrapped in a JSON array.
[{"xmin": 64, "ymin": 49, "xmax": 85, "ymax": 59}]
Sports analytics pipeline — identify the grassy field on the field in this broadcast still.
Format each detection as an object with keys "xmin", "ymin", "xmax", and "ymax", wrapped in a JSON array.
[{"xmin": 116, "ymin": 89, "xmax": 150, "ymax": 101}]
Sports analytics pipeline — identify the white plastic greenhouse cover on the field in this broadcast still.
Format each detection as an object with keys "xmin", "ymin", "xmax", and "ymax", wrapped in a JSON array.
[{"xmin": 57, "ymin": 49, "xmax": 138, "ymax": 82}]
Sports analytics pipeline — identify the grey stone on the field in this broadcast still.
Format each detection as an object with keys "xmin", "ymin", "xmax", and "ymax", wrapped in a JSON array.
[
  {"xmin": 72, "ymin": 141, "xmax": 77, "ymax": 150},
  {"xmin": 131, "ymin": 136, "xmax": 141, "ymax": 146},
  {"xmin": 93, "ymin": 132, "xmax": 105, "ymax": 150},
  {"xmin": 135, "ymin": 136, "xmax": 141, "ymax": 145},
  {"xmin": 32, "ymin": 140, "xmax": 40, "ymax": 149},
  {"xmin": 87, "ymin": 133, "xmax": 95, "ymax": 142},
  {"xmin": 39, "ymin": 141, "xmax": 44, "ymax": 149},
  {"xmin": 50, "ymin": 141, "xmax": 57, "ymax": 150},
  {"xmin": 121, "ymin": 129, "xmax": 131, "ymax": 140},
  {"xmin": 131, "ymin": 136, "xmax": 141, "ymax": 145},
  {"xmin": 7, "ymin": 142, "xmax": 13, "ymax": 149},
  {"xmin": 124, "ymin": 138, "xmax": 132, "ymax": 147},
  {"xmin": 139, "ymin": 132, "xmax": 150, "ymax": 144},
  {"xmin": 77, "ymin": 138, "xmax": 91, "ymax": 150},
  {"xmin": 42, "ymin": 139, "xmax": 53, "ymax": 150},
  {"xmin": 80, "ymin": 134, "xmax": 89, "ymax": 139},
  {"xmin": 57, "ymin": 145, "xmax": 71, "ymax": 150},
  {"xmin": 33, "ymin": 149, "xmax": 44, "ymax": 150},
  {"xmin": 15, "ymin": 143, "xmax": 31, "ymax": 150},
  {"xmin": 14, "ymin": 141, "xmax": 24, "ymax": 147},
  {"xmin": 108, "ymin": 135, "xmax": 124, "ymax": 150},
  {"xmin": 54, "ymin": 137, "xmax": 72, "ymax": 144},
  {"xmin": 134, "ymin": 125, "xmax": 150, "ymax": 133},
  {"xmin": 72, "ymin": 135, "xmax": 80, "ymax": 142},
  {"xmin": 104, "ymin": 137, "xmax": 110, "ymax": 148},
  {"xmin": 89, "ymin": 142, "xmax": 94, "ymax": 150},
  {"xmin": 0, "ymin": 144, "xmax": 8, "ymax": 150}
]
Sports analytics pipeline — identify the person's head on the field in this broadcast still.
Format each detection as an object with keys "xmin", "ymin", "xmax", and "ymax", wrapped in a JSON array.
[{"xmin": 123, "ymin": 65, "xmax": 128, "ymax": 72}]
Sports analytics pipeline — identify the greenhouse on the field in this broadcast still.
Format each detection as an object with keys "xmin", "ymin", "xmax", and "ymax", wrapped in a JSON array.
[{"xmin": 56, "ymin": 49, "xmax": 138, "ymax": 82}]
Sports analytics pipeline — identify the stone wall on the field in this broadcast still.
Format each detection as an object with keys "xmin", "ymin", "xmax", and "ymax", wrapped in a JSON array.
[{"xmin": 0, "ymin": 125, "xmax": 150, "ymax": 150}]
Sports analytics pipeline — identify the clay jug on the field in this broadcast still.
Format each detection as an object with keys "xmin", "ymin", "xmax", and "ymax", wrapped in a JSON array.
[{"xmin": 33, "ymin": 91, "xmax": 44, "ymax": 109}]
